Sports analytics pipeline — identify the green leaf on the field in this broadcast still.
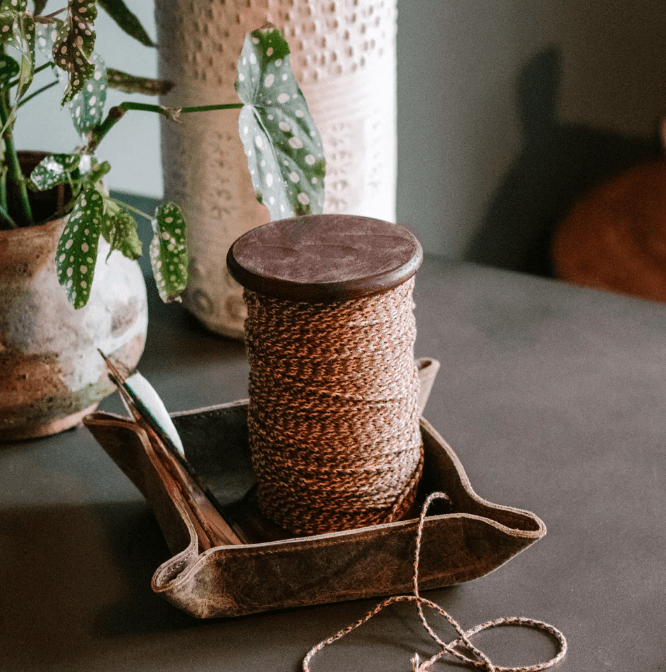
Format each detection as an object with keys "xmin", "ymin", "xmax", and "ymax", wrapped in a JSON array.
[
  {"xmin": 0, "ymin": 0, "xmax": 27, "ymax": 12},
  {"xmin": 235, "ymin": 25, "xmax": 325, "ymax": 221},
  {"xmin": 35, "ymin": 19, "xmax": 61, "ymax": 59},
  {"xmin": 86, "ymin": 157, "xmax": 110, "ymax": 185},
  {"xmin": 150, "ymin": 203, "xmax": 188, "ymax": 303},
  {"xmin": 97, "ymin": 0, "xmax": 154, "ymax": 48},
  {"xmin": 55, "ymin": 185, "xmax": 104, "ymax": 309},
  {"xmin": 14, "ymin": 12, "xmax": 35, "ymax": 100},
  {"xmin": 53, "ymin": 0, "xmax": 97, "ymax": 105},
  {"xmin": 0, "ymin": 1, "xmax": 27, "ymax": 36},
  {"xmin": 106, "ymin": 68, "xmax": 172, "ymax": 96},
  {"xmin": 36, "ymin": 21, "xmax": 69, "ymax": 107},
  {"xmin": 101, "ymin": 207, "xmax": 142, "ymax": 261},
  {"xmin": 33, "ymin": 0, "xmax": 48, "ymax": 15},
  {"xmin": 36, "ymin": 22, "xmax": 107, "ymax": 135},
  {"xmin": 0, "ymin": 54, "xmax": 19, "ymax": 85},
  {"xmin": 0, "ymin": 9, "xmax": 36, "ymax": 101},
  {"xmin": 69, "ymin": 52, "xmax": 106, "ymax": 133},
  {"xmin": 0, "ymin": 11, "xmax": 16, "ymax": 42},
  {"xmin": 30, "ymin": 153, "xmax": 81, "ymax": 190}
]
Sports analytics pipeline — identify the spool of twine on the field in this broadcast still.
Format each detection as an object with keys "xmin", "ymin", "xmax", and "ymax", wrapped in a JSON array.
[{"xmin": 228, "ymin": 215, "xmax": 423, "ymax": 535}]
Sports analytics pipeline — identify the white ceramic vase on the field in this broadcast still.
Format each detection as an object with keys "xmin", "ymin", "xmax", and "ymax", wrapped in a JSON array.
[{"xmin": 155, "ymin": 0, "xmax": 398, "ymax": 337}]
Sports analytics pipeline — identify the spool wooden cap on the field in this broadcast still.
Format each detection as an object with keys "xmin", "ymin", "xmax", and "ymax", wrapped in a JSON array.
[{"xmin": 227, "ymin": 214, "xmax": 423, "ymax": 302}]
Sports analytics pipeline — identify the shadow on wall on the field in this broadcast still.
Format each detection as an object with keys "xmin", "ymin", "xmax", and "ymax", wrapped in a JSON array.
[{"xmin": 466, "ymin": 46, "xmax": 661, "ymax": 278}]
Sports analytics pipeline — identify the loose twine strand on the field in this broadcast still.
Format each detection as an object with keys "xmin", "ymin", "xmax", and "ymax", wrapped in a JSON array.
[
  {"xmin": 243, "ymin": 277, "xmax": 423, "ymax": 535},
  {"xmin": 302, "ymin": 492, "xmax": 568, "ymax": 672}
]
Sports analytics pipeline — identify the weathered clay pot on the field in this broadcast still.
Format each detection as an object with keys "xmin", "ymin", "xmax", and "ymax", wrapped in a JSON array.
[{"xmin": 0, "ymin": 216, "xmax": 148, "ymax": 441}]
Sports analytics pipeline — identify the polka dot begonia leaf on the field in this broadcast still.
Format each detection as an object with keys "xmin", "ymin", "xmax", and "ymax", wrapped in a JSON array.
[
  {"xmin": 53, "ymin": 0, "xmax": 97, "ymax": 105},
  {"xmin": 149, "ymin": 203, "xmax": 188, "ymax": 303},
  {"xmin": 14, "ymin": 13, "xmax": 34, "ymax": 100},
  {"xmin": 37, "ymin": 20, "xmax": 105, "ymax": 134},
  {"xmin": 101, "ymin": 207, "xmax": 142, "ymax": 261},
  {"xmin": 0, "ymin": 53, "xmax": 19, "ymax": 85},
  {"xmin": 96, "ymin": 0, "xmax": 155, "ymax": 48},
  {"xmin": 37, "ymin": 24, "xmax": 64, "ymax": 102},
  {"xmin": 105, "ymin": 68, "xmax": 172, "ymax": 96},
  {"xmin": 235, "ymin": 25, "xmax": 325, "ymax": 221},
  {"xmin": 55, "ymin": 185, "xmax": 104, "ymax": 309},
  {"xmin": 0, "ymin": 10, "xmax": 17, "ymax": 45},
  {"xmin": 30, "ymin": 153, "xmax": 81, "ymax": 190},
  {"xmin": 85, "ymin": 157, "xmax": 111, "ymax": 185},
  {"xmin": 0, "ymin": 1, "xmax": 27, "ymax": 12},
  {"xmin": 69, "ymin": 52, "xmax": 106, "ymax": 134},
  {"xmin": 0, "ymin": 8, "xmax": 35, "ymax": 102},
  {"xmin": 35, "ymin": 20, "xmax": 62, "ymax": 60},
  {"xmin": 0, "ymin": 1, "xmax": 28, "ymax": 43},
  {"xmin": 0, "ymin": 0, "xmax": 27, "ymax": 40}
]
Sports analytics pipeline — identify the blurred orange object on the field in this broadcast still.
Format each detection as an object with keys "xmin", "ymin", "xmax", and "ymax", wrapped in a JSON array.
[{"xmin": 552, "ymin": 122, "xmax": 666, "ymax": 302}]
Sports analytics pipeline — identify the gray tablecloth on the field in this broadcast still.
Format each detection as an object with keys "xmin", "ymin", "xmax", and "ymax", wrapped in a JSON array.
[{"xmin": 2, "ymin": 256, "xmax": 665, "ymax": 671}]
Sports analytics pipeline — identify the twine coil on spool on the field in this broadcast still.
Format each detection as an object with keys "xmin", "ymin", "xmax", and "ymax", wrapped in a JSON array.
[{"xmin": 228, "ymin": 214, "xmax": 424, "ymax": 535}]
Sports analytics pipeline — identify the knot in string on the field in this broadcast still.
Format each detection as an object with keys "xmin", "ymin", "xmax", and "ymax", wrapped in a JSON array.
[{"xmin": 243, "ymin": 277, "xmax": 422, "ymax": 535}]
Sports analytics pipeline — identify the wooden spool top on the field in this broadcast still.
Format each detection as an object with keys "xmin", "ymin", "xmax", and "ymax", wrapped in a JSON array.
[{"xmin": 227, "ymin": 214, "xmax": 423, "ymax": 302}]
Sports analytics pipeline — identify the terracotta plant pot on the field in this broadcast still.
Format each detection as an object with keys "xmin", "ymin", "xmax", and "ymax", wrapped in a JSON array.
[{"xmin": 0, "ymin": 204, "xmax": 148, "ymax": 442}]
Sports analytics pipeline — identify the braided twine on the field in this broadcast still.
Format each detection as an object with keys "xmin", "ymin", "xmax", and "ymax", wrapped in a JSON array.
[
  {"xmin": 302, "ymin": 492, "xmax": 568, "ymax": 672},
  {"xmin": 243, "ymin": 276, "xmax": 422, "ymax": 535}
]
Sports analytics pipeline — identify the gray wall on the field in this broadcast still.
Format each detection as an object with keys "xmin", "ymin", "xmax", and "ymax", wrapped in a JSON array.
[
  {"xmin": 396, "ymin": 1, "xmax": 666, "ymax": 274},
  {"xmin": 16, "ymin": 2, "xmax": 666, "ymax": 274}
]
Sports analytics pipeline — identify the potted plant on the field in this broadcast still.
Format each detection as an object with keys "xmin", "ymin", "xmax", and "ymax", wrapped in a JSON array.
[{"xmin": 0, "ymin": 0, "xmax": 325, "ymax": 440}]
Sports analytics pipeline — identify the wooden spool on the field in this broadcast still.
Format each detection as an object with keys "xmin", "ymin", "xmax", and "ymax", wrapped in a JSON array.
[
  {"xmin": 227, "ymin": 214, "xmax": 424, "ymax": 534},
  {"xmin": 227, "ymin": 214, "xmax": 423, "ymax": 302}
]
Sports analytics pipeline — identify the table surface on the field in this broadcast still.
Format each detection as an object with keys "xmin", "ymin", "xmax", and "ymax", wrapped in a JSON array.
[{"xmin": 2, "ymin": 256, "xmax": 665, "ymax": 671}]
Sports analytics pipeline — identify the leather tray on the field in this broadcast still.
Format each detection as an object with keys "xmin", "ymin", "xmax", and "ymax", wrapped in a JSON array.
[{"xmin": 84, "ymin": 383, "xmax": 546, "ymax": 619}]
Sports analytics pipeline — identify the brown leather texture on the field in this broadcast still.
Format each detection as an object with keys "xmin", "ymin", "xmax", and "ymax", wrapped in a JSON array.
[{"xmin": 84, "ymin": 396, "xmax": 545, "ymax": 619}]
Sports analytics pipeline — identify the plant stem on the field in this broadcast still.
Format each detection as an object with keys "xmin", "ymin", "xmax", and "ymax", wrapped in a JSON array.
[
  {"xmin": 122, "ymin": 101, "xmax": 244, "ymax": 114},
  {"xmin": 0, "ymin": 200, "xmax": 17, "ymax": 229},
  {"xmin": 34, "ymin": 61, "xmax": 56, "ymax": 76},
  {"xmin": 0, "ymin": 160, "xmax": 6, "ymax": 223},
  {"xmin": 0, "ymin": 164, "xmax": 17, "ymax": 228},
  {"xmin": 17, "ymin": 80, "xmax": 59, "ymax": 108},
  {"xmin": 88, "ymin": 101, "xmax": 244, "ymax": 151},
  {"xmin": 0, "ymin": 89, "xmax": 33, "ymax": 227},
  {"xmin": 180, "ymin": 103, "xmax": 245, "ymax": 114},
  {"xmin": 37, "ymin": 7, "xmax": 68, "ymax": 21},
  {"xmin": 109, "ymin": 197, "xmax": 152, "ymax": 222}
]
